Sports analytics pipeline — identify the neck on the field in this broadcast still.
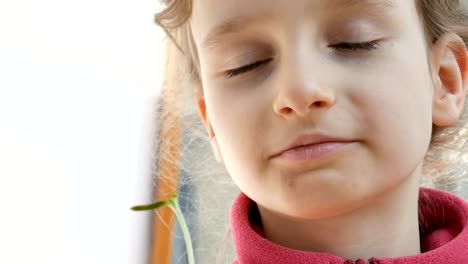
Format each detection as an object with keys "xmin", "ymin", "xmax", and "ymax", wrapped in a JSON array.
[{"xmin": 258, "ymin": 168, "xmax": 422, "ymax": 261}]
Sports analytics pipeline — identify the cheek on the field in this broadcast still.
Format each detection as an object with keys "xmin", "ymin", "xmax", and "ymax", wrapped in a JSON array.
[
  {"xmin": 203, "ymin": 82, "xmax": 268, "ymax": 171},
  {"xmin": 354, "ymin": 58, "xmax": 433, "ymax": 171}
]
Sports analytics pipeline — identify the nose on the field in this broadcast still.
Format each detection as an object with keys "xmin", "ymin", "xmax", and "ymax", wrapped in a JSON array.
[{"xmin": 272, "ymin": 62, "xmax": 336, "ymax": 119}]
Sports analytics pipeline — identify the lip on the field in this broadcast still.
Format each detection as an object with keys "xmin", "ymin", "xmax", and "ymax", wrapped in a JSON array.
[{"xmin": 271, "ymin": 133, "xmax": 356, "ymax": 160}]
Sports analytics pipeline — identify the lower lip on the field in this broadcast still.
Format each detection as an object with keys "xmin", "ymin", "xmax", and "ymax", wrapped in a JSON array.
[{"xmin": 274, "ymin": 142, "xmax": 355, "ymax": 161}]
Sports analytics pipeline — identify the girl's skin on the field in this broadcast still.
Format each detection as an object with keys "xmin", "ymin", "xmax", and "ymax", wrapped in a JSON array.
[{"xmin": 191, "ymin": 0, "xmax": 468, "ymax": 260}]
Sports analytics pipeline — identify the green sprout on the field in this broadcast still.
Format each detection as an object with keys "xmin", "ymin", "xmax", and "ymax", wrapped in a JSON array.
[{"xmin": 131, "ymin": 194, "xmax": 195, "ymax": 264}]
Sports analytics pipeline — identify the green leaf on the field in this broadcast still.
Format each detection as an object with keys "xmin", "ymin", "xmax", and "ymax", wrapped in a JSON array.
[
  {"xmin": 130, "ymin": 200, "xmax": 169, "ymax": 211},
  {"xmin": 131, "ymin": 193, "xmax": 195, "ymax": 264}
]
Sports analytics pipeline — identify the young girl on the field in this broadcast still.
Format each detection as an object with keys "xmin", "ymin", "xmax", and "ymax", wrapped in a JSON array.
[{"xmin": 153, "ymin": 0, "xmax": 468, "ymax": 263}]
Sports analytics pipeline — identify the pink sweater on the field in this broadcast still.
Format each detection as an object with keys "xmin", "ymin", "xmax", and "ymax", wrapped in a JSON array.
[{"xmin": 230, "ymin": 187, "xmax": 468, "ymax": 264}]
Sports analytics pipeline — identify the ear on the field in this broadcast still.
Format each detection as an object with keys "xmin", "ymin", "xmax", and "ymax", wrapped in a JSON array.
[
  {"xmin": 197, "ymin": 96, "xmax": 224, "ymax": 163},
  {"xmin": 430, "ymin": 33, "xmax": 468, "ymax": 127}
]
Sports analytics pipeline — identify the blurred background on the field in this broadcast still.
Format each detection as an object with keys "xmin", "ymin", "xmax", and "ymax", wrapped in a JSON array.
[{"xmin": 0, "ymin": 0, "xmax": 166, "ymax": 263}]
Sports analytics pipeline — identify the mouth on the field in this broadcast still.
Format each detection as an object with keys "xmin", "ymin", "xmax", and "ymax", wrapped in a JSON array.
[
  {"xmin": 271, "ymin": 133, "xmax": 356, "ymax": 161},
  {"xmin": 272, "ymin": 141, "xmax": 356, "ymax": 161}
]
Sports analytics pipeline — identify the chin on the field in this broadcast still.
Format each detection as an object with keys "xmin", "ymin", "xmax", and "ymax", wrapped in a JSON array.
[{"xmin": 276, "ymin": 189, "xmax": 370, "ymax": 220}]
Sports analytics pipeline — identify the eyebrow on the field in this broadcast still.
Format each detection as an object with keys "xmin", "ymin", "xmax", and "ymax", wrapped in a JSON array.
[
  {"xmin": 337, "ymin": 0, "xmax": 396, "ymax": 9},
  {"xmin": 202, "ymin": 0, "xmax": 396, "ymax": 50}
]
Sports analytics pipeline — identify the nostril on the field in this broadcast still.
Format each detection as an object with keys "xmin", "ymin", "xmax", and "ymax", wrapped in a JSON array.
[
  {"xmin": 312, "ymin": 101, "xmax": 326, "ymax": 107},
  {"xmin": 280, "ymin": 107, "xmax": 293, "ymax": 115}
]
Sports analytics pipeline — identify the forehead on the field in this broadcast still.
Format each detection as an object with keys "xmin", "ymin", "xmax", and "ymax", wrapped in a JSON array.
[{"xmin": 191, "ymin": 0, "xmax": 404, "ymax": 49}]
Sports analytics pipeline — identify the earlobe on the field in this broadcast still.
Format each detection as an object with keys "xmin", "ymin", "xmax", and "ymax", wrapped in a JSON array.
[
  {"xmin": 431, "ymin": 33, "xmax": 468, "ymax": 127},
  {"xmin": 209, "ymin": 137, "xmax": 224, "ymax": 163},
  {"xmin": 197, "ymin": 97, "xmax": 224, "ymax": 163}
]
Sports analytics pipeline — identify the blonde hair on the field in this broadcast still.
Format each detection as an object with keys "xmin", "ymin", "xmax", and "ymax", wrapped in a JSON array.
[{"xmin": 152, "ymin": 1, "xmax": 468, "ymax": 263}]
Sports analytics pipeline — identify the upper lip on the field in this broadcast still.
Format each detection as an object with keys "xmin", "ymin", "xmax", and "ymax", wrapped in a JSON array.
[{"xmin": 271, "ymin": 133, "xmax": 355, "ymax": 158}]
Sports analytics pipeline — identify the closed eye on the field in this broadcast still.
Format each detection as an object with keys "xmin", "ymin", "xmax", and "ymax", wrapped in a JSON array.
[
  {"xmin": 329, "ymin": 40, "xmax": 382, "ymax": 52},
  {"xmin": 224, "ymin": 58, "xmax": 273, "ymax": 79}
]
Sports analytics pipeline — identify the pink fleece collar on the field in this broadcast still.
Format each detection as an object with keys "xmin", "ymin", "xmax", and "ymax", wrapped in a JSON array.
[{"xmin": 230, "ymin": 187, "xmax": 468, "ymax": 264}]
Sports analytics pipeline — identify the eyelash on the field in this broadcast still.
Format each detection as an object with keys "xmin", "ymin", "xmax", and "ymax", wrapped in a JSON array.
[
  {"xmin": 225, "ymin": 58, "xmax": 274, "ymax": 79},
  {"xmin": 224, "ymin": 40, "xmax": 382, "ymax": 79},
  {"xmin": 331, "ymin": 40, "xmax": 382, "ymax": 52}
]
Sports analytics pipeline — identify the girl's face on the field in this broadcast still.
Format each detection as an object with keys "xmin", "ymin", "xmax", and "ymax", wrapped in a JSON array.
[{"xmin": 191, "ymin": 0, "xmax": 452, "ymax": 218}]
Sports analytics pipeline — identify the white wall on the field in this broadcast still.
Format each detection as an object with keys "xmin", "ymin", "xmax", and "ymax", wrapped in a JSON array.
[{"xmin": 0, "ymin": 0, "xmax": 165, "ymax": 263}]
